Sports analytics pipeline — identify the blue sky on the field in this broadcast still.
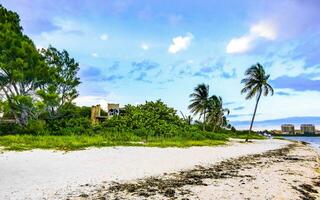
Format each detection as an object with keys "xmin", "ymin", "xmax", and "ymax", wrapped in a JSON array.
[{"xmin": 1, "ymin": 0, "xmax": 320, "ymax": 130}]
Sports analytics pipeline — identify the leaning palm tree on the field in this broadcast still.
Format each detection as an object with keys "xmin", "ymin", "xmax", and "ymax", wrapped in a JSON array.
[
  {"xmin": 188, "ymin": 84, "xmax": 209, "ymax": 131},
  {"xmin": 241, "ymin": 63, "xmax": 274, "ymax": 139}
]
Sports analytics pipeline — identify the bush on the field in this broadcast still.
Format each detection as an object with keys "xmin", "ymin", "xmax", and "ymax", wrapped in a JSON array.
[
  {"xmin": 105, "ymin": 100, "xmax": 186, "ymax": 137},
  {"xmin": 24, "ymin": 120, "xmax": 47, "ymax": 135},
  {"xmin": 0, "ymin": 100, "xmax": 241, "ymax": 143},
  {"xmin": 0, "ymin": 123, "xmax": 22, "ymax": 135},
  {"xmin": 45, "ymin": 117, "xmax": 93, "ymax": 135}
]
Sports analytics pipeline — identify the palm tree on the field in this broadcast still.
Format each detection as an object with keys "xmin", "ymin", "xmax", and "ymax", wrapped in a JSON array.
[
  {"xmin": 241, "ymin": 63, "xmax": 274, "ymax": 139},
  {"xmin": 188, "ymin": 84, "xmax": 209, "ymax": 131},
  {"xmin": 180, "ymin": 111, "xmax": 193, "ymax": 125},
  {"xmin": 207, "ymin": 96, "xmax": 230, "ymax": 131}
]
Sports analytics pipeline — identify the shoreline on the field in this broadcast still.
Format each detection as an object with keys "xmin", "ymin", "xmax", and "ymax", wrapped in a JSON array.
[{"xmin": 1, "ymin": 139, "xmax": 317, "ymax": 199}]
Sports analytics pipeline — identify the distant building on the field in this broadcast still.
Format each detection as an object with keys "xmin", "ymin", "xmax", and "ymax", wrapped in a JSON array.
[
  {"xmin": 301, "ymin": 124, "xmax": 315, "ymax": 134},
  {"xmin": 91, "ymin": 104, "xmax": 106, "ymax": 125},
  {"xmin": 281, "ymin": 124, "xmax": 295, "ymax": 134},
  {"xmin": 107, "ymin": 103, "xmax": 120, "ymax": 117},
  {"xmin": 90, "ymin": 103, "xmax": 124, "ymax": 125}
]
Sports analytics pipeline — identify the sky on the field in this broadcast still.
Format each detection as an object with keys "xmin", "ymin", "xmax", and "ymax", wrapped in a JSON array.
[{"xmin": 1, "ymin": 0, "xmax": 320, "ymax": 130}]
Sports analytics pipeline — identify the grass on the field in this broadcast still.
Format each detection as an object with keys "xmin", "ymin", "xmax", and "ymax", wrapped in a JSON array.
[
  {"xmin": 230, "ymin": 133, "xmax": 265, "ymax": 140},
  {"xmin": 0, "ymin": 134, "xmax": 229, "ymax": 151},
  {"xmin": 145, "ymin": 139, "xmax": 227, "ymax": 147},
  {"xmin": 0, "ymin": 131, "xmax": 265, "ymax": 151},
  {"xmin": 273, "ymin": 136, "xmax": 285, "ymax": 140},
  {"xmin": 0, "ymin": 135, "xmax": 134, "ymax": 151}
]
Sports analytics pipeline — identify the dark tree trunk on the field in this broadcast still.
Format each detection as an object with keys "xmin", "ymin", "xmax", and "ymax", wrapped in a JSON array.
[
  {"xmin": 246, "ymin": 91, "xmax": 262, "ymax": 142},
  {"xmin": 17, "ymin": 109, "xmax": 29, "ymax": 127},
  {"xmin": 203, "ymin": 112, "xmax": 206, "ymax": 131}
]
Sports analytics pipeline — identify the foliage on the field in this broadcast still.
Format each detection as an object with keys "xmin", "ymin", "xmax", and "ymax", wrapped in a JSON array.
[
  {"xmin": 241, "ymin": 63, "xmax": 274, "ymax": 100},
  {"xmin": 180, "ymin": 111, "xmax": 193, "ymax": 125},
  {"xmin": 206, "ymin": 95, "xmax": 230, "ymax": 131},
  {"xmin": 0, "ymin": 129, "xmax": 265, "ymax": 151},
  {"xmin": 0, "ymin": 134, "xmax": 227, "ymax": 151},
  {"xmin": 0, "ymin": 134, "xmax": 140, "ymax": 151},
  {"xmin": 38, "ymin": 46, "xmax": 80, "ymax": 119},
  {"xmin": 105, "ymin": 100, "xmax": 186, "ymax": 138},
  {"xmin": 0, "ymin": 6, "xmax": 80, "ymax": 127},
  {"xmin": 188, "ymin": 83, "xmax": 230, "ymax": 131},
  {"xmin": 188, "ymin": 83, "xmax": 209, "ymax": 130},
  {"xmin": 0, "ymin": 5, "xmax": 48, "ymax": 126}
]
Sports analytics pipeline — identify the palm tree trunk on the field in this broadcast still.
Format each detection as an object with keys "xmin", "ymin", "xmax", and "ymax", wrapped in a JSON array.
[
  {"xmin": 203, "ymin": 112, "xmax": 206, "ymax": 131},
  {"xmin": 246, "ymin": 91, "xmax": 262, "ymax": 141}
]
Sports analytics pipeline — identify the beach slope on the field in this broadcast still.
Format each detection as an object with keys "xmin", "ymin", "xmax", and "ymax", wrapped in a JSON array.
[{"xmin": 1, "ymin": 139, "xmax": 318, "ymax": 199}]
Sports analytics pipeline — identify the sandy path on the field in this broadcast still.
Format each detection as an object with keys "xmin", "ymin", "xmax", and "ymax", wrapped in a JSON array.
[{"xmin": 0, "ymin": 139, "xmax": 288, "ymax": 200}]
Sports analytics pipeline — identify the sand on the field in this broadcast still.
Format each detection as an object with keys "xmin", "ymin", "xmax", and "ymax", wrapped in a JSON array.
[
  {"xmin": 0, "ymin": 139, "xmax": 292, "ymax": 199},
  {"xmin": 79, "ymin": 141, "xmax": 320, "ymax": 200},
  {"xmin": 187, "ymin": 143, "xmax": 320, "ymax": 200}
]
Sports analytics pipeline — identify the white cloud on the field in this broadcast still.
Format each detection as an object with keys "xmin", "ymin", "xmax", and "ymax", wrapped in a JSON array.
[
  {"xmin": 91, "ymin": 53, "xmax": 99, "ymax": 58},
  {"xmin": 74, "ymin": 95, "xmax": 107, "ymax": 107},
  {"xmin": 141, "ymin": 43, "xmax": 149, "ymax": 50},
  {"xmin": 226, "ymin": 35, "xmax": 254, "ymax": 54},
  {"xmin": 168, "ymin": 33, "xmax": 193, "ymax": 54},
  {"xmin": 36, "ymin": 45, "xmax": 45, "ymax": 51},
  {"xmin": 100, "ymin": 34, "xmax": 109, "ymax": 41},
  {"xmin": 250, "ymin": 22, "xmax": 276, "ymax": 40},
  {"xmin": 226, "ymin": 22, "xmax": 277, "ymax": 54},
  {"xmin": 74, "ymin": 92, "xmax": 123, "ymax": 109}
]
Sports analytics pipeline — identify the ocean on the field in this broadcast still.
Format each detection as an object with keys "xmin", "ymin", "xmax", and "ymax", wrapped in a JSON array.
[{"xmin": 283, "ymin": 136, "xmax": 320, "ymax": 148}]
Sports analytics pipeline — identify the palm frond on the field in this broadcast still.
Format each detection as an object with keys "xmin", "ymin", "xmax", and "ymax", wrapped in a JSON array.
[{"xmin": 241, "ymin": 63, "xmax": 274, "ymax": 99}]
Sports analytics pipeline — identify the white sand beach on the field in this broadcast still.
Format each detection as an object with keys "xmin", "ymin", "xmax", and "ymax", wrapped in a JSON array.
[{"xmin": 0, "ymin": 139, "xmax": 290, "ymax": 200}]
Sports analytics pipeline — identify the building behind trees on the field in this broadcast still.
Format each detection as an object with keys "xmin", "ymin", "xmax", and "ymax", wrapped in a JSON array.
[
  {"xmin": 281, "ymin": 124, "xmax": 295, "ymax": 134},
  {"xmin": 300, "ymin": 124, "xmax": 315, "ymax": 134}
]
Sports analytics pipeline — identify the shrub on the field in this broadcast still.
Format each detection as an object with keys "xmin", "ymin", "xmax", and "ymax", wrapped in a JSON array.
[
  {"xmin": 24, "ymin": 120, "xmax": 47, "ymax": 135},
  {"xmin": 0, "ymin": 123, "xmax": 21, "ymax": 135},
  {"xmin": 46, "ymin": 117, "xmax": 93, "ymax": 135},
  {"xmin": 105, "ymin": 100, "xmax": 186, "ymax": 137}
]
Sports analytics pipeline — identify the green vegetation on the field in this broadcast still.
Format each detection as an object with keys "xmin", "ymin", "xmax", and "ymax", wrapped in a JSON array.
[
  {"xmin": 273, "ymin": 136, "xmax": 285, "ymax": 140},
  {"xmin": 188, "ymin": 84, "xmax": 230, "ymax": 131},
  {"xmin": 241, "ymin": 63, "xmax": 274, "ymax": 140},
  {"xmin": 0, "ymin": 135, "xmax": 228, "ymax": 151},
  {"xmin": 0, "ymin": 135, "xmax": 137, "ymax": 151},
  {"xmin": 0, "ymin": 130, "xmax": 264, "ymax": 151},
  {"xmin": 0, "ymin": 5, "xmax": 266, "ymax": 151}
]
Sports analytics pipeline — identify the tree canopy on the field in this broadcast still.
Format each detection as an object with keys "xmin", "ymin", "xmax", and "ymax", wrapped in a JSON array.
[
  {"xmin": 189, "ymin": 83, "xmax": 230, "ymax": 131},
  {"xmin": 38, "ymin": 46, "xmax": 80, "ymax": 119},
  {"xmin": 0, "ymin": 5, "xmax": 80, "ymax": 126},
  {"xmin": 0, "ymin": 5, "xmax": 48, "ymax": 126}
]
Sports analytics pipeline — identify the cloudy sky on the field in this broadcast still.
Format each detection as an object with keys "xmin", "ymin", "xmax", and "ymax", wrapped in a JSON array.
[{"xmin": 1, "ymin": 0, "xmax": 320, "ymax": 130}]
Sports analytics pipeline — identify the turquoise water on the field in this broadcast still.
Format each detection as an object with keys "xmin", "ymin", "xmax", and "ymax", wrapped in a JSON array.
[{"xmin": 283, "ymin": 136, "xmax": 320, "ymax": 148}]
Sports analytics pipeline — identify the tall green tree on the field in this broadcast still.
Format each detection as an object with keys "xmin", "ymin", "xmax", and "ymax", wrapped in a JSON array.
[
  {"xmin": 38, "ymin": 46, "xmax": 80, "ymax": 118},
  {"xmin": 207, "ymin": 96, "xmax": 230, "ymax": 131},
  {"xmin": 188, "ymin": 83, "xmax": 209, "ymax": 131},
  {"xmin": 0, "ymin": 5, "xmax": 48, "ymax": 126},
  {"xmin": 241, "ymin": 63, "xmax": 274, "ymax": 138}
]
